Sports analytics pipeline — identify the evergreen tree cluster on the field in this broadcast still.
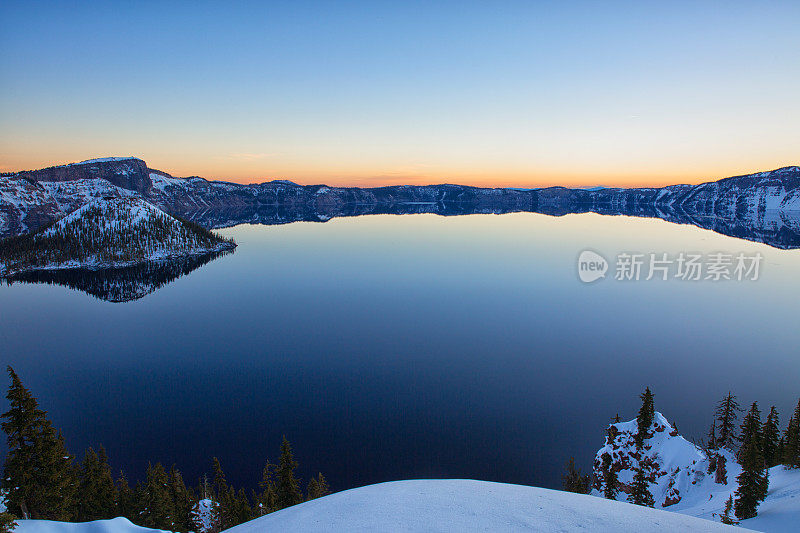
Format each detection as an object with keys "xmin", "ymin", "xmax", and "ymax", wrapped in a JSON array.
[
  {"xmin": 705, "ymin": 393, "xmax": 800, "ymax": 521},
  {"xmin": 1, "ymin": 367, "xmax": 329, "ymax": 532},
  {"xmin": 561, "ymin": 457, "xmax": 591, "ymax": 494}
]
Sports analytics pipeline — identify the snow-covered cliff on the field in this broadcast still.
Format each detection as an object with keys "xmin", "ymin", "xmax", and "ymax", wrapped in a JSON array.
[{"xmin": 592, "ymin": 411, "xmax": 800, "ymax": 531}]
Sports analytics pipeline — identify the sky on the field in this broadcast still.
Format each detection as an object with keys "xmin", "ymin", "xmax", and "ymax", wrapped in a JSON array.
[{"xmin": 1, "ymin": 1, "xmax": 798, "ymax": 188}]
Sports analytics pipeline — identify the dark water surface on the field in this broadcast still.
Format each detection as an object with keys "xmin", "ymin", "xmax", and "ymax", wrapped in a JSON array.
[{"xmin": 2, "ymin": 212, "xmax": 799, "ymax": 492}]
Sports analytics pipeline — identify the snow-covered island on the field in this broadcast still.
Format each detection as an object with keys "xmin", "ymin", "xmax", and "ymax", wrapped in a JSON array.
[{"xmin": 0, "ymin": 197, "xmax": 235, "ymax": 277}]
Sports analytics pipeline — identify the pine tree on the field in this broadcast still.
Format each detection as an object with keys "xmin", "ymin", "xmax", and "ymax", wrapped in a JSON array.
[
  {"xmin": 715, "ymin": 392, "xmax": 742, "ymax": 450},
  {"xmin": 707, "ymin": 420, "xmax": 717, "ymax": 450},
  {"xmin": 719, "ymin": 495, "xmax": 739, "ymax": 525},
  {"xmin": 635, "ymin": 387, "xmax": 655, "ymax": 448},
  {"xmin": 783, "ymin": 399, "xmax": 800, "ymax": 468},
  {"xmin": 762, "ymin": 407, "xmax": 781, "ymax": 468},
  {"xmin": 254, "ymin": 460, "xmax": 277, "ymax": 515},
  {"xmin": 209, "ymin": 458, "xmax": 230, "ymax": 531},
  {"xmin": 232, "ymin": 488, "xmax": 252, "ymax": 525},
  {"xmin": 77, "ymin": 446, "xmax": 117, "ymax": 520},
  {"xmin": 211, "ymin": 458, "xmax": 228, "ymax": 500},
  {"xmin": 601, "ymin": 454, "xmax": 618, "ymax": 500},
  {"xmin": 306, "ymin": 473, "xmax": 330, "ymax": 500},
  {"xmin": 561, "ymin": 457, "xmax": 591, "ymax": 494},
  {"xmin": 168, "ymin": 466, "xmax": 192, "ymax": 532},
  {"xmin": 734, "ymin": 402, "xmax": 769, "ymax": 520},
  {"xmin": 139, "ymin": 463, "xmax": 175, "ymax": 529},
  {"xmin": 1, "ymin": 367, "xmax": 78, "ymax": 520},
  {"xmin": 116, "ymin": 473, "xmax": 136, "ymax": 520},
  {"xmin": 275, "ymin": 437, "xmax": 303, "ymax": 510},
  {"xmin": 627, "ymin": 462, "xmax": 655, "ymax": 507},
  {"xmin": 0, "ymin": 513, "xmax": 16, "ymax": 533}
]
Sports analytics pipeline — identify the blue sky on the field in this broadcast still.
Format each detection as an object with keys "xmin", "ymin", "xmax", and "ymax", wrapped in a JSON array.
[{"xmin": 1, "ymin": 1, "xmax": 798, "ymax": 186}]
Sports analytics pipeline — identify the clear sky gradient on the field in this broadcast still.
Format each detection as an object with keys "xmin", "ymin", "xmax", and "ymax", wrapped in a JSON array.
[{"xmin": 1, "ymin": 1, "xmax": 798, "ymax": 187}]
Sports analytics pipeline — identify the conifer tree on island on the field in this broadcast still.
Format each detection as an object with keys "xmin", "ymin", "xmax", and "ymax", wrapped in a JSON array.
[
  {"xmin": 1, "ymin": 366, "xmax": 77, "ymax": 520},
  {"xmin": 734, "ymin": 402, "xmax": 768, "ymax": 519},
  {"xmin": 635, "ymin": 387, "xmax": 655, "ymax": 448}
]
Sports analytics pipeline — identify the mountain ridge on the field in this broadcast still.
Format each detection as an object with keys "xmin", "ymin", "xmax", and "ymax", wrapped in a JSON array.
[{"xmin": 2, "ymin": 158, "xmax": 800, "ymax": 248}]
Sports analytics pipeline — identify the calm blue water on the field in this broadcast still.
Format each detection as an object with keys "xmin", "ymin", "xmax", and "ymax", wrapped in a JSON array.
[{"xmin": 2, "ymin": 212, "xmax": 799, "ymax": 492}]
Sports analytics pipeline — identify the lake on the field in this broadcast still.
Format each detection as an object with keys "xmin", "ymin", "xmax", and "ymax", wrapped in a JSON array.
[{"xmin": 1, "ymin": 211, "xmax": 799, "ymax": 493}]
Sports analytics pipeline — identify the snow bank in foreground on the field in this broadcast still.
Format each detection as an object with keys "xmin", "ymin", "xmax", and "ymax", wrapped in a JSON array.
[
  {"xmin": 15, "ymin": 518, "xmax": 166, "ymax": 533},
  {"xmin": 224, "ymin": 479, "xmax": 745, "ymax": 532}
]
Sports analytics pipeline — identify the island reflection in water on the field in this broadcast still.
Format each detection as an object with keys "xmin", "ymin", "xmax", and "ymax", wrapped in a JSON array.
[{"xmin": 3, "ymin": 251, "xmax": 231, "ymax": 302}]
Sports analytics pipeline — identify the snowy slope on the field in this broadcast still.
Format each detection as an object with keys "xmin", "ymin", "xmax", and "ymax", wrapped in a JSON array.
[
  {"xmin": 592, "ymin": 412, "xmax": 800, "ymax": 531},
  {"xmin": 224, "ymin": 479, "xmax": 745, "ymax": 532},
  {"xmin": 15, "ymin": 519, "xmax": 167, "ymax": 533}
]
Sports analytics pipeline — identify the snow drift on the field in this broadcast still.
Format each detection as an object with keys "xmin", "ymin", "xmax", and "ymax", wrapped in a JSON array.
[
  {"xmin": 223, "ymin": 479, "xmax": 744, "ymax": 532},
  {"xmin": 15, "ymin": 518, "xmax": 167, "ymax": 533}
]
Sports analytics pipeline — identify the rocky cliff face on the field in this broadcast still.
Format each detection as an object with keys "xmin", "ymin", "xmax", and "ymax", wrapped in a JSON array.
[
  {"xmin": 16, "ymin": 157, "xmax": 153, "ymax": 195},
  {"xmin": 1, "ymin": 158, "xmax": 799, "ymax": 248},
  {"xmin": 592, "ymin": 412, "xmax": 713, "ymax": 508}
]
